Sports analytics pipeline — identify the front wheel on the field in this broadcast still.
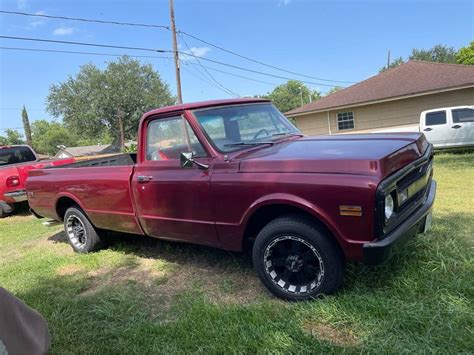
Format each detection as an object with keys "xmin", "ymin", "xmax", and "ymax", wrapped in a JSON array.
[
  {"xmin": 252, "ymin": 215, "xmax": 345, "ymax": 301},
  {"xmin": 64, "ymin": 206, "xmax": 104, "ymax": 253}
]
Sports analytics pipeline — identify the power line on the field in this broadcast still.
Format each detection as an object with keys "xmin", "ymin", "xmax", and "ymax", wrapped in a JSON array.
[
  {"xmin": 0, "ymin": 9, "xmax": 354, "ymax": 85},
  {"xmin": 0, "ymin": 35, "xmax": 167, "ymax": 53},
  {"xmin": 0, "ymin": 46, "xmax": 172, "ymax": 60},
  {"xmin": 182, "ymin": 66, "xmax": 235, "ymax": 98},
  {"xmin": 180, "ymin": 34, "xmax": 240, "ymax": 97},
  {"xmin": 0, "ymin": 10, "xmax": 170, "ymax": 29},
  {"xmin": 0, "ymin": 35, "xmax": 341, "ymax": 86},
  {"xmin": 0, "ymin": 46, "xmax": 279, "ymax": 87},
  {"xmin": 178, "ymin": 30, "xmax": 355, "ymax": 84}
]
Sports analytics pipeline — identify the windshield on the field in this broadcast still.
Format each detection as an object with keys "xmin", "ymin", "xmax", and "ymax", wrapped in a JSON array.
[
  {"xmin": 0, "ymin": 146, "xmax": 37, "ymax": 166},
  {"xmin": 193, "ymin": 103, "xmax": 300, "ymax": 152}
]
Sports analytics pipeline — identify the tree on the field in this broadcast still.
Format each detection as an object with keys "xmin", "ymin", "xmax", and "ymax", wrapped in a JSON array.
[
  {"xmin": 0, "ymin": 129, "xmax": 24, "ymax": 145},
  {"xmin": 409, "ymin": 44, "xmax": 457, "ymax": 63},
  {"xmin": 47, "ymin": 56, "xmax": 176, "ymax": 150},
  {"xmin": 456, "ymin": 41, "xmax": 474, "ymax": 65},
  {"xmin": 379, "ymin": 57, "xmax": 405, "ymax": 72},
  {"xmin": 30, "ymin": 120, "xmax": 75, "ymax": 156},
  {"xmin": 21, "ymin": 106, "xmax": 33, "ymax": 146},
  {"xmin": 258, "ymin": 80, "xmax": 321, "ymax": 113},
  {"xmin": 326, "ymin": 86, "xmax": 344, "ymax": 95}
]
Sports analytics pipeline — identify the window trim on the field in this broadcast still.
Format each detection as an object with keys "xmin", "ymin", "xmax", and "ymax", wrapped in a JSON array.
[
  {"xmin": 145, "ymin": 114, "xmax": 208, "ymax": 162},
  {"xmin": 336, "ymin": 111, "xmax": 355, "ymax": 131}
]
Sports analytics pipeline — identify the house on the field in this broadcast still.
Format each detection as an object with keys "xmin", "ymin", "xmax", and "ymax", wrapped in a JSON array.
[
  {"xmin": 54, "ymin": 144, "xmax": 119, "ymax": 159},
  {"xmin": 286, "ymin": 61, "xmax": 474, "ymax": 135}
]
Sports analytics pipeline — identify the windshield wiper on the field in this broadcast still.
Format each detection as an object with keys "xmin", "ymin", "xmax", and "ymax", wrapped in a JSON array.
[
  {"xmin": 224, "ymin": 141, "xmax": 275, "ymax": 147},
  {"xmin": 271, "ymin": 132, "xmax": 304, "ymax": 137}
]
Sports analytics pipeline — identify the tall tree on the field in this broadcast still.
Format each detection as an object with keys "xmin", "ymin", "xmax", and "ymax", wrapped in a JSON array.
[
  {"xmin": 0, "ymin": 129, "xmax": 24, "ymax": 145},
  {"xmin": 47, "ymin": 56, "xmax": 176, "ymax": 150},
  {"xmin": 456, "ymin": 41, "xmax": 474, "ymax": 65},
  {"xmin": 30, "ymin": 120, "xmax": 75, "ymax": 156},
  {"xmin": 409, "ymin": 44, "xmax": 457, "ymax": 63},
  {"xmin": 21, "ymin": 106, "xmax": 33, "ymax": 146},
  {"xmin": 258, "ymin": 80, "xmax": 321, "ymax": 113}
]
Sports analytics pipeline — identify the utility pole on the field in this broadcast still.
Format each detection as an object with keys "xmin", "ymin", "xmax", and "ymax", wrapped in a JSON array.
[
  {"xmin": 299, "ymin": 86, "xmax": 304, "ymax": 106},
  {"xmin": 387, "ymin": 50, "xmax": 391, "ymax": 70},
  {"xmin": 169, "ymin": 0, "xmax": 183, "ymax": 104}
]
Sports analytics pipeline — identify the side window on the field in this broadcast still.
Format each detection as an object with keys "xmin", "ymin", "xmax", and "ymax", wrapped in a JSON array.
[
  {"xmin": 452, "ymin": 108, "xmax": 474, "ymax": 123},
  {"xmin": 425, "ymin": 111, "xmax": 447, "ymax": 126},
  {"xmin": 146, "ymin": 116, "xmax": 206, "ymax": 161},
  {"xmin": 337, "ymin": 112, "xmax": 355, "ymax": 130}
]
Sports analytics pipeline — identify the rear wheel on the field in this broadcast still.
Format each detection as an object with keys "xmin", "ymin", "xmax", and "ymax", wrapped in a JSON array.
[
  {"xmin": 252, "ymin": 215, "xmax": 345, "ymax": 301},
  {"xmin": 64, "ymin": 207, "xmax": 104, "ymax": 253}
]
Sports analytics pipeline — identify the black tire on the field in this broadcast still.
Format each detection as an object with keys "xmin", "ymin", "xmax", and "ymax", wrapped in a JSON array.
[
  {"xmin": 64, "ymin": 206, "xmax": 104, "ymax": 253},
  {"xmin": 0, "ymin": 203, "xmax": 13, "ymax": 218},
  {"xmin": 252, "ymin": 215, "xmax": 345, "ymax": 301}
]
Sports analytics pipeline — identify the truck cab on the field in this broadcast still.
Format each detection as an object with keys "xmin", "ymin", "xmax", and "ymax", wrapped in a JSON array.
[{"xmin": 420, "ymin": 106, "xmax": 474, "ymax": 149}]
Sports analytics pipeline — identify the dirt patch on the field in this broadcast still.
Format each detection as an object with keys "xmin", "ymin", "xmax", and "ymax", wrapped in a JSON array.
[
  {"xmin": 56, "ymin": 264, "xmax": 85, "ymax": 276},
  {"xmin": 302, "ymin": 321, "xmax": 359, "ymax": 347}
]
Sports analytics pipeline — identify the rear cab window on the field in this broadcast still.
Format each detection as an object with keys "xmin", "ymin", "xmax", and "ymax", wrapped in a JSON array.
[
  {"xmin": 452, "ymin": 108, "xmax": 474, "ymax": 123},
  {"xmin": 425, "ymin": 111, "xmax": 447, "ymax": 126},
  {"xmin": 0, "ymin": 146, "xmax": 36, "ymax": 167}
]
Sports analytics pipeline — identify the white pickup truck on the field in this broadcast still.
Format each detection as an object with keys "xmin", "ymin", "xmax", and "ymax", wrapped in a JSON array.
[{"xmin": 420, "ymin": 106, "xmax": 474, "ymax": 149}]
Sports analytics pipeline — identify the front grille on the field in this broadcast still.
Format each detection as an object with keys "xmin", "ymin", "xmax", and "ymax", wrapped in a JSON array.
[{"xmin": 374, "ymin": 145, "xmax": 434, "ymax": 239}]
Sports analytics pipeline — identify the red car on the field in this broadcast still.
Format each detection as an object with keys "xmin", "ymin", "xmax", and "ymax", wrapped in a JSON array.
[
  {"xmin": 26, "ymin": 99, "xmax": 436, "ymax": 300},
  {"xmin": 0, "ymin": 145, "xmax": 74, "ymax": 217}
]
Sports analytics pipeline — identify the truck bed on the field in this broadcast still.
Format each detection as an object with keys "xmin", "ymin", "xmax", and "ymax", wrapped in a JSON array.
[
  {"xmin": 27, "ymin": 154, "xmax": 143, "ymax": 235},
  {"xmin": 54, "ymin": 153, "xmax": 136, "ymax": 168}
]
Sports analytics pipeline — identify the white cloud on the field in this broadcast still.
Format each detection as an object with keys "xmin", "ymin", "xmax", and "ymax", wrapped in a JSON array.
[
  {"xmin": 278, "ymin": 0, "xmax": 292, "ymax": 6},
  {"xmin": 52, "ymin": 27, "xmax": 75, "ymax": 36},
  {"xmin": 182, "ymin": 46, "xmax": 211, "ymax": 59},
  {"xmin": 17, "ymin": 0, "xmax": 28, "ymax": 9}
]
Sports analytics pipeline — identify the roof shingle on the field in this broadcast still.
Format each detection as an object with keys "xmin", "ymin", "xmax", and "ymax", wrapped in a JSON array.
[{"xmin": 287, "ymin": 61, "xmax": 474, "ymax": 116}]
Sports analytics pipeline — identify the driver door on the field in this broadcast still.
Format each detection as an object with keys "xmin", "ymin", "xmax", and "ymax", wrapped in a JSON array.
[{"xmin": 132, "ymin": 114, "xmax": 218, "ymax": 247}]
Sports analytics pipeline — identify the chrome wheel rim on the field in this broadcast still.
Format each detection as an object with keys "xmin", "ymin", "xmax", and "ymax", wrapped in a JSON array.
[
  {"xmin": 66, "ymin": 215, "xmax": 87, "ymax": 249},
  {"xmin": 264, "ymin": 236, "xmax": 324, "ymax": 295}
]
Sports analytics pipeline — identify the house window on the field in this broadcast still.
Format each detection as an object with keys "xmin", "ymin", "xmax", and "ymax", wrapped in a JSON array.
[{"xmin": 337, "ymin": 112, "xmax": 355, "ymax": 130}]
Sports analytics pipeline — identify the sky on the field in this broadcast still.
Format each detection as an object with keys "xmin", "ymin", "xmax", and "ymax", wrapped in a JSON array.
[{"xmin": 0, "ymin": 0, "xmax": 473, "ymax": 134}]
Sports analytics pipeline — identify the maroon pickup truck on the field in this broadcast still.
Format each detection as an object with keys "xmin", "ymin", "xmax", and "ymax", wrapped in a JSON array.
[{"xmin": 27, "ymin": 99, "xmax": 436, "ymax": 300}]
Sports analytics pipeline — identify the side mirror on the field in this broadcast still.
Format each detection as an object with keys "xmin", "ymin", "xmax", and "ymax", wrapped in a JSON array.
[{"xmin": 180, "ymin": 152, "xmax": 209, "ymax": 170}]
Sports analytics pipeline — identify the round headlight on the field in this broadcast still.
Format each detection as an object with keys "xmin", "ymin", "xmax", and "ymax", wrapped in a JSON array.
[{"xmin": 385, "ymin": 194, "xmax": 394, "ymax": 219}]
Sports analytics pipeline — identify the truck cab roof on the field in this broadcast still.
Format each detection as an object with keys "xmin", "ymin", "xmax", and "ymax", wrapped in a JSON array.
[{"xmin": 141, "ymin": 98, "xmax": 270, "ymax": 120}]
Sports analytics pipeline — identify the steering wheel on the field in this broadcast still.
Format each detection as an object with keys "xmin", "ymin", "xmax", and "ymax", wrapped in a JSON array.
[{"xmin": 253, "ymin": 128, "xmax": 270, "ymax": 139}]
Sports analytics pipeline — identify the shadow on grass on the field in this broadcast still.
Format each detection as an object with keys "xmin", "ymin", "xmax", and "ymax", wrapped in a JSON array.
[
  {"xmin": 46, "ymin": 211, "xmax": 473, "ymax": 298},
  {"xmin": 7, "ymin": 211, "xmax": 472, "ymax": 353}
]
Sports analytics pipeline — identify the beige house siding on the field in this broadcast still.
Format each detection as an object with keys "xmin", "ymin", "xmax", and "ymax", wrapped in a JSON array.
[{"xmin": 293, "ymin": 87, "xmax": 474, "ymax": 135}]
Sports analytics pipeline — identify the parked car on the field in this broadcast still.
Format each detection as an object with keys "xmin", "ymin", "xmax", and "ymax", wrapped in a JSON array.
[
  {"xmin": 420, "ymin": 105, "xmax": 474, "ymax": 149},
  {"xmin": 26, "ymin": 99, "xmax": 436, "ymax": 301},
  {"xmin": 0, "ymin": 145, "xmax": 74, "ymax": 217}
]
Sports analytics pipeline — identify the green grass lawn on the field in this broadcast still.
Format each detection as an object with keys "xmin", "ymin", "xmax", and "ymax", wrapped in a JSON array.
[{"xmin": 1, "ymin": 153, "xmax": 473, "ymax": 354}]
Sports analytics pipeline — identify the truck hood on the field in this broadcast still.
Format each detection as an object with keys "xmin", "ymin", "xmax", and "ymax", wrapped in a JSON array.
[{"xmin": 238, "ymin": 133, "xmax": 429, "ymax": 178}]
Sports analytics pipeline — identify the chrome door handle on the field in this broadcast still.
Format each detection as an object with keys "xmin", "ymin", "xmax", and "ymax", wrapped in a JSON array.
[{"xmin": 137, "ymin": 175, "xmax": 152, "ymax": 183}]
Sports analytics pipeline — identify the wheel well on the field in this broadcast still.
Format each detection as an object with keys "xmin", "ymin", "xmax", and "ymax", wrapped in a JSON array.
[
  {"xmin": 56, "ymin": 197, "xmax": 79, "ymax": 221},
  {"xmin": 242, "ymin": 204, "xmax": 338, "ymax": 252}
]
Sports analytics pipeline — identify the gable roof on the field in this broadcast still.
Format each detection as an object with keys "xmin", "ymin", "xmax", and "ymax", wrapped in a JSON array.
[{"xmin": 287, "ymin": 61, "xmax": 474, "ymax": 116}]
